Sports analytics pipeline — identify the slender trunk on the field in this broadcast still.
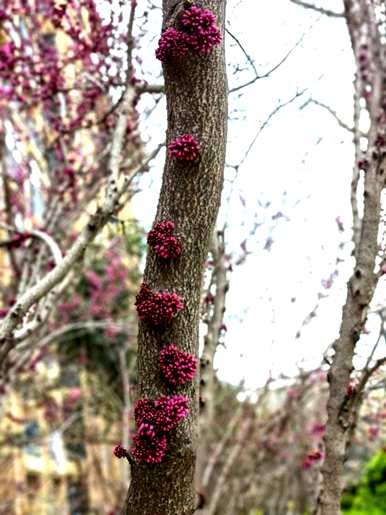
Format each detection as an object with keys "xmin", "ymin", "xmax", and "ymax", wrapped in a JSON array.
[
  {"xmin": 317, "ymin": 6, "xmax": 386, "ymax": 512},
  {"xmin": 197, "ymin": 231, "xmax": 229, "ymax": 483},
  {"xmin": 317, "ymin": 158, "xmax": 385, "ymax": 514},
  {"xmin": 200, "ymin": 231, "xmax": 228, "ymax": 427},
  {"xmin": 125, "ymin": 1, "xmax": 227, "ymax": 514}
]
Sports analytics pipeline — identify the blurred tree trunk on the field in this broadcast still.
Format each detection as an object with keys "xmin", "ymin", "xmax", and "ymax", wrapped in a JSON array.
[{"xmin": 124, "ymin": 1, "xmax": 228, "ymax": 514}]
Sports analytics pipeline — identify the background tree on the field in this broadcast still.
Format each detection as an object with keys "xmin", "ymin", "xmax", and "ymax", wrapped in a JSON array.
[{"xmin": 313, "ymin": 2, "xmax": 386, "ymax": 513}]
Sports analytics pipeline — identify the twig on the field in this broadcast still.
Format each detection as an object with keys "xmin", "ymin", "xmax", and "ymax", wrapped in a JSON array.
[
  {"xmin": 236, "ymin": 88, "xmax": 307, "ymax": 169},
  {"xmin": 201, "ymin": 404, "xmax": 243, "ymax": 489},
  {"xmin": 226, "ymin": 28, "xmax": 258, "ymax": 78},
  {"xmin": 204, "ymin": 416, "xmax": 253, "ymax": 515},
  {"xmin": 229, "ymin": 32, "xmax": 308, "ymax": 94},
  {"xmin": 289, "ymin": 0, "xmax": 344, "ymax": 18},
  {"xmin": 301, "ymin": 98, "xmax": 357, "ymax": 133}
]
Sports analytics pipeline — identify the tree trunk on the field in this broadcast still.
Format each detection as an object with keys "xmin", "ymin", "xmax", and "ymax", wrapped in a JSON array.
[
  {"xmin": 316, "ymin": 3, "xmax": 386, "ymax": 512},
  {"xmin": 125, "ymin": 1, "xmax": 227, "ymax": 514}
]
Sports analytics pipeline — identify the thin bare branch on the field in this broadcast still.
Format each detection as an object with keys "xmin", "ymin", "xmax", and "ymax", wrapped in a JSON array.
[
  {"xmin": 229, "ymin": 32, "xmax": 308, "ymax": 94},
  {"xmin": 236, "ymin": 88, "xmax": 307, "ymax": 169},
  {"xmin": 301, "ymin": 98, "xmax": 358, "ymax": 134},
  {"xmin": 289, "ymin": 0, "xmax": 344, "ymax": 18},
  {"xmin": 204, "ymin": 415, "xmax": 253, "ymax": 515}
]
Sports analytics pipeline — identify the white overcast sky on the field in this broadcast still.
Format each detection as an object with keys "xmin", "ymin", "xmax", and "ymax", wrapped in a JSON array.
[{"xmin": 131, "ymin": 0, "xmax": 386, "ymax": 390}]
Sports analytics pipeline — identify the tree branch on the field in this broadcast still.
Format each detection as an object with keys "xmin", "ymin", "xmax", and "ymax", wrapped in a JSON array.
[
  {"xmin": 289, "ymin": 0, "xmax": 344, "ymax": 18},
  {"xmin": 229, "ymin": 31, "xmax": 308, "ymax": 94},
  {"xmin": 301, "ymin": 98, "xmax": 357, "ymax": 134}
]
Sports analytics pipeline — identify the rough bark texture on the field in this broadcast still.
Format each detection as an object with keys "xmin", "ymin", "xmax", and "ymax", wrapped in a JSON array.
[
  {"xmin": 125, "ymin": 1, "xmax": 227, "ymax": 514},
  {"xmin": 317, "ymin": 2, "xmax": 386, "ymax": 513}
]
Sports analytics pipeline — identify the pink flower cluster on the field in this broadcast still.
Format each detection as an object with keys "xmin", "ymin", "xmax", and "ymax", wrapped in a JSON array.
[
  {"xmin": 0, "ymin": 42, "xmax": 17, "ymax": 76},
  {"xmin": 156, "ymin": 4, "xmax": 221, "ymax": 62},
  {"xmin": 357, "ymin": 44, "xmax": 370, "ymax": 93},
  {"xmin": 302, "ymin": 450, "xmax": 324, "ymax": 470},
  {"xmin": 310, "ymin": 423, "xmax": 326, "ymax": 438},
  {"xmin": 179, "ymin": 5, "xmax": 222, "ymax": 55},
  {"xmin": 159, "ymin": 344, "xmax": 197, "ymax": 385},
  {"xmin": 168, "ymin": 134, "xmax": 200, "ymax": 161},
  {"xmin": 134, "ymin": 396, "xmax": 189, "ymax": 432},
  {"xmin": 130, "ymin": 395, "xmax": 189, "ymax": 463},
  {"xmin": 155, "ymin": 28, "xmax": 189, "ymax": 62},
  {"xmin": 135, "ymin": 283, "xmax": 184, "ymax": 326},
  {"xmin": 0, "ymin": 1, "xmax": 111, "ymax": 110},
  {"xmin": 358, "ymin": 158, "xmax": 369, "ymax": 172},
  {"xmin": 147, "ymin": 221, "xmax": 182, "ymax": 259},
  {"xmin": 154, "ymin": 395, "xmax": 190, "ymax": 432},
  {"xmin": 113, "ymin": 443, "xmax": 128, "ymax": 459},
  {"xmin": 132, "ymin": 423, "xmax": 168, "ymax": 463}
]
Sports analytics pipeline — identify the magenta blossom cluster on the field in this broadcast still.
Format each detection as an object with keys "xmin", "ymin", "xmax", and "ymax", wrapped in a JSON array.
[
  {"xmin": 113, "ymin": 443, "xmax": 128, "ymax": 459},
  {"xmin": 134, "ymin": 395, "xmax": 189, "ymax": 432},
  {"xmin": 155, "ymin": 28, "xmax": 190, "ymax": 62},
  {"xmin": 131, "ymin": 423, "xmax": 168, "ymax": 463},
  {"xmin": 159, "ymin": 344, "xmax": 197, "ymax": 385},
  {"xmin": 135, "ymin": 283, "xmax": 184, "ymax": 326},
  {"xmin": 302, "ymin": 450, "xmax": 324, "ymax": 470},
  {"xmin": 147, "ymin": 221, "xmax": 182, "ymax": 259},
  {"xmin": 168, "ymin": 134, "xmax": 200, "ymax": 161},
  {"xmin": 156, "ymin": 4, "xmax": 221, "ymax": 62},
  {"xmin": 130, "ymin": 395, "xmax": 189, "ymax": 463},
  {"xmin": 154, "ymin": 395, "xmax": 190, "ymax": 431},
  {"xmin": 179, "ymin": 5, "xmax": 222, "ymax": 55}
]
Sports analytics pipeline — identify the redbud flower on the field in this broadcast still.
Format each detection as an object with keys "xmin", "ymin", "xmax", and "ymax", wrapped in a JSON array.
[
  {"xmin": 147, "ymin": 221, "xmax": 182, "ymax": 259},
  {"xmin": 113, "ymin": 443, "xmax": 128, "ymax": 459},
  {"xmin": 135, "ymin": 282, "xmax": 152, "ymax": 304},
  {"xmin": 135, "ymin": 283, "xmax": 184, "ymax": 326},
  {"xmin": 310, "ymin": 423, "xmax": 326, "ymax": 438},
  {"xmin": 375, "ymin": 133, "xmax": 386, "ymax": 149},
  {"xmin": 148, "ymin": 221, "xmax": 175, "ymax": 244},
  {"xmin": 168, "ymin": 134, "xmax": 200, "ymax": 161},
  {"xmin": 302, "ymin": 450, "xmax": 324, "ymax": 470},
  {"xmin": 159, "ymin": 344, "xmax": 197, "ymax": 385},
  {"xmin": 154, "ymin": 395, "xmax": 189, "ymax": 432},
  {"xmin": 131, "ymin": 423, "xmax": 167, "ymax": 464},
  {"xmin": 0, "ymin": 42, "xmax": 16, "ymax": 73},
  {"xmin": 156, "ymin": 28, "xmax": 189, "ymax": 62},
  {"xmin": 357, "ymin": 159, "xmax": 369, "ymax": 171},
  {"xmin": 204, "ymin": 292, "xmax": 215, "ymax": 305},
  {"xmin": 134, "ymin": 395, "xmax": 189, "ymax": 432},
  {"xmin": 134, "ymin": 399, "xmax": 157, "ymax": 427},
  {"xmin": 179, "ymin": 5, "xmax": 222, "ymax": 55},
  {"xmin": 368, "ymin": 426, "xmax": 379, "ymax": 440},
  {"xmin": 347, "ymin": 383, "xmax": 356, "ymax": 397}
]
